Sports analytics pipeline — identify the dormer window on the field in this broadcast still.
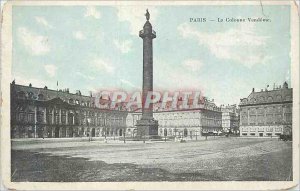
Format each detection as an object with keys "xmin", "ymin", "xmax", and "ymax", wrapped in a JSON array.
[
  {"xmin": 69, "ymin": 99, "xmax": 74, "ymax": 104},
  {"xmin": 38, "ymin": 94, "xmax": 44, "ymax": 100},
  {"xmin": 28, "ymin": 92, "xmax": 34, "ymax": 99}
]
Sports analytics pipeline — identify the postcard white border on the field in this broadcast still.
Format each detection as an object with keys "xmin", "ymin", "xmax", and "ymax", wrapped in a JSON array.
[{"xmin": 1, "ymin": 1, "xmax": 299, "ymax": 190}]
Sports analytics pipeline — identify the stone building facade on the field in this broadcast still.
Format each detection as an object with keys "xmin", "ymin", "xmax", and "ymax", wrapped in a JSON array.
[
  {"xmin": 11, "ymin": 82, "xmax": 128, "ymax": 139},
  {"xmin": 239, "ymin": 82, "xmax": 293, "ymax": 137},
  {"xmin": 126, "ymin": 99, "xmax": 222, "ymax": 139},
  {"xmin": 220, "ymin": 104, "xmax": 240, "ymax": 134}
]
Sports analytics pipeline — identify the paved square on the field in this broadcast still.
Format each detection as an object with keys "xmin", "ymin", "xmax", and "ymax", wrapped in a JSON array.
[{"xmin": 11, "ymin": 137, "xmax": 292, "ymax": 181}]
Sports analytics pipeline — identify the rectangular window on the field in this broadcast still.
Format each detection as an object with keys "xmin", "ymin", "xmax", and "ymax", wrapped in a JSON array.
[
  {"xmin": 266, "ymin": 127, "xmax": 273, "ymax": 132},
  {"xmin": 249, "ymin": 115, "xmax": 256, "ymax": 125},
  {"xmin": 61, "ymin": 115, "xmax": 66, "ymax": 124},
  {"xmin": 258, "ymin": 127, "xmax": 264, "ymax": 132},
  {"xmin": 28, "ymin": 113, "xmax": 34, "ymax": 123},
  {"xmin": 257, "ymin": 115, "xmax": 264, "ymax": 125},
  {"xmin": 266, "ymin": 114, "xmax": 273, "ymax": 124},
  {"xmin": 47, "ymin": 114, "xmax": 52, "ymax": 124},
  {"xmin": 18, "ymin": 112, "xmax": 25, "ymax": 121},
  {"xmin": 242, "ymin": 133, "xmax": 247, "ymax": 136},
  {"xmin": 55, "ymin": 115, "xmax": 59, "ymax": 124},
  {"xmin": 250, "ymin": 133, "xmax": 255, "ymax": 136}
]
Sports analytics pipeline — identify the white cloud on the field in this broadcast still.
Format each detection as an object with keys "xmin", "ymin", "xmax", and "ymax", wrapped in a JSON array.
[
  {"xmin": 44, "ymin": 64, "xmax": 57, "ymax": 77},
  {"xmin": 120, "ymin": 79, "xmax": 138, "ymax": 89},
  {"xmin": 73, "ymin": 31, "xmax": 86, "ymax": 40},
  {"xmin": 76, "ymin": 71, "xmax": 95, "ymax": 80},
  {"xmin": 113, "ymin": 39, "xmax": 132, "ymax": 54},
  {"xmin": 116, "ymin": 6, "xmax": 158, "ymax": 35},
  {"xmin": 35, "ymin": 16, "xmax": 53, "ymax": 29},
  {"xmin": 91, "ymin": 58, "xmax": 115, "ymax": 74},
  {"xmin": 84, "ymin": 6, "xmax": 101, "ymax": 19},
  {"xmin": 177, "ymin": 22, "xmax": 270, "ymax": 68},
  {"xmin": 182, "ymin": 59, "xmax": 203, "ymax": 72},
  {"xmin": 154, "ymin": 60, "xmax": 203, "ymax": 91},
  {"xmin": 18, "ymin": 27, "xmax": 50, "ymax": 55}
]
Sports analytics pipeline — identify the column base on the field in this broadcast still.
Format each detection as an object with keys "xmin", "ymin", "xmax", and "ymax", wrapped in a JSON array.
[{"xmin": 136, "ymin": 118, "xmax": 159, "ymax": 140}]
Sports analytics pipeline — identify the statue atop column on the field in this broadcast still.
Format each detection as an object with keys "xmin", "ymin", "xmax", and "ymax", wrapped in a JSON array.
[{"xmin": 145, "ymin": 9, "xmax": 150, "ymax": 21}]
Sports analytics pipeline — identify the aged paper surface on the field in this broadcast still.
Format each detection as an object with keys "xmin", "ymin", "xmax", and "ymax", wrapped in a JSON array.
[{"xmin": 1, "ymin": 0, "xmax": 299, "ymax": 190}]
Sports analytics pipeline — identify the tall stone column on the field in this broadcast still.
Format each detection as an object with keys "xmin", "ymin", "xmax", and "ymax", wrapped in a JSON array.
[{"xmin": 136, "ymin": 9, "xmax": 158, "ymax": 139}]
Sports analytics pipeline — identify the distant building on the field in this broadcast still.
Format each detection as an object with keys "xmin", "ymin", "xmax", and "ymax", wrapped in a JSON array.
[
  {"xmin": 127, "ymin": 98, "xmax": 222, "ymax": 139},
  {"xmin": 239, "ymin": 82, "xmax": 292, "ymax": 137},
  {"xmin": 221, "ymin": 104, "xmax": 240, "ymax": 134}
]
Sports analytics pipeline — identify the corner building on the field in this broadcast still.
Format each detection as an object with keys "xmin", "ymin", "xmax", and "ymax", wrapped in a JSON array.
[
  {"xmin": 126, "ymin": 98, "xmax": 222, "ymax": 139},
  {"xmin": 10, "ymin": 82, "xmax": 128, "ymax": 138},
  {"xmin": 239, "ymin": 82, "xmax": 292, "ymax": 137}
]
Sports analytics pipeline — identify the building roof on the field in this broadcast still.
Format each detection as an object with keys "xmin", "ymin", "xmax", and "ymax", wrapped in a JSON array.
[
  {"xmin": 239, "ymin": 82, "xmax": 293, "ymax": 106},
  {"xmin": 11, "ymin": 82, "xmax": 221, "ymax": 112}
]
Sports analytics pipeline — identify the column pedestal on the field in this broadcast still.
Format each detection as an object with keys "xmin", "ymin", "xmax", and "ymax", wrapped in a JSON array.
[{"xmin": 136, "ymin": 118, "xmax": 158, "ymax": 139}]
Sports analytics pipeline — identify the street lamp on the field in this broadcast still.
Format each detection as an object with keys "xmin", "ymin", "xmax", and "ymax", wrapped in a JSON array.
[
  {"xmin": 104, "ymin": 116, "xmax": 107, "ymax": 143},
  {"xmin": 123, "ymin": 127, "xmax": 126, "ymax": 143},
  {"xmin": 164, "ymin": 128, "xmax": 167, "ymax": 142}
]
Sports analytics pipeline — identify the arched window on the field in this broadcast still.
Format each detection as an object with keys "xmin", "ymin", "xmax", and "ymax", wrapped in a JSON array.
[
  {"xmin": 18, "ymin": 91, "xmax": 26, "ymax": 99},
  {"xmin": 267, "ymin": 96, "xmax": 273, "ymax": 102},
  {"xmin": 259, "ymin": 96, "xmax": 264, "ymax": 103},
  {"xmin": 28, "ymin": 92, "xmax": 34, "ymax": 99},
  {"xmin": 38, "ymin": 94, "xmax": 44, "ymax": 100}
]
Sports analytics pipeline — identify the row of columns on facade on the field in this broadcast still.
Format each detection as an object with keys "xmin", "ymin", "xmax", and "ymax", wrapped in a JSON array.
[{"xmin": 33, "ymin": 106, "xmax": 126, "ymax": 127}]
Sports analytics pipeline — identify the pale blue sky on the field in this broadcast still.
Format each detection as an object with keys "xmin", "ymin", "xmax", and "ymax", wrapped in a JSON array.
[{"xmin": 12, "ymin": 5, "xmax": 291, "ymax": 105}]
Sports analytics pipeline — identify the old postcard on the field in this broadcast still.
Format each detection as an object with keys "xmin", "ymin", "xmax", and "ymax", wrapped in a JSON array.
[{"xmin": 1, "ymin": 0, "xmax": 299, "ymax": 190}]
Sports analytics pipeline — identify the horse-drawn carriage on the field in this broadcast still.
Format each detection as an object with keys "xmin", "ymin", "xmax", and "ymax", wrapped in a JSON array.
[{"xmin": 279, "ymin": 134, "xmax": 292, "ymax": 141}]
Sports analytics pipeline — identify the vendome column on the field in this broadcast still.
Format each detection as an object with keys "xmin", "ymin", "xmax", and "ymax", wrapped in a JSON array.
[{"xmin": 136, "ymin": 9, "xmax": 158, "ymax": 139}]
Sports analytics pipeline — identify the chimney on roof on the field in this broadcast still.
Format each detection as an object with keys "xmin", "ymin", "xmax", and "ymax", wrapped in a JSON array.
[
  {"xmin": 44, "ymin": 86, "xmax": 48, "ymax": 89},
  {"xmin": 29, "ymin": 83, "xmax": 32, "ymax": 87},
  {"xmin": 12, "ymin": 80, "xmax": 15, "ymax": 85},
  {"xmin": 252, "ymin": 88, "xmax": 255, "ymax": 92}
]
